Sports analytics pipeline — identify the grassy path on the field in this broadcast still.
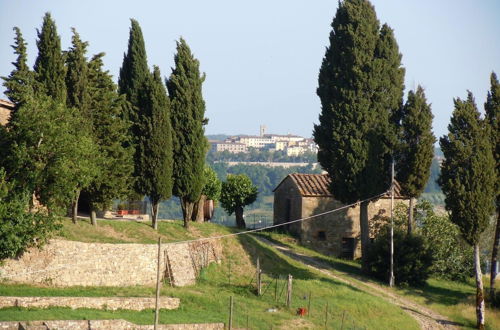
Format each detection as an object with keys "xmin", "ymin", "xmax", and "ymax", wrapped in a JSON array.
[{"xmin": 255, "ymin": 235, "xmax": 459, "ymax": 330}]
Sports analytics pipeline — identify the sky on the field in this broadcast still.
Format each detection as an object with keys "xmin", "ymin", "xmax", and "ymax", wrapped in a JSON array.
[{"xmin": 0, "ymin": 0, "xmax": 499, "ymax": 140}]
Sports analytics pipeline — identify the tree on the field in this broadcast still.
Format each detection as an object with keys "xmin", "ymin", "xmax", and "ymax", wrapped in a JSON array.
[
  {"xmin": 167, "ymin": 38, "xmax": 208, "ymax": 228},
  {"xmin": 439, "ymin": 92, "xmax": 495, "ymax": 329},
  {"xmin": 0, "ymin": 168, "xmax": 60, "ymax": 261},
  {"xmin": 485, "ymin": 72, "xmax": 500, "ymax": 299},
  {"xmin": 65, "ymin": 28, "xmax": 93, "ymax": 224},
  {"xmin": 220, "ymin": 174, "xmax": 258, "ymax": 229},
  {"xmin": 192, "ymin": 165, "xmax": 222, "ymax": 222},
  {"xmin": 82, "ymin": 53, "xmax": 134, "ymax": 226},
  {"xmin": 2, "ymin": 27, "xmax": 34, "ymax": 110},
  {"xmin": 33, "ymin": 12, "xmax": 66, "ymax": 103},
  {"xmin": 136, "ymin": 66, "xmax": 173, "ymax": 230},
  {"xmin": 313, "ymin": 0, "xmax": 403, "ymax": 270},
  {"xmin": 396, "ymin": 86, "xmax": 435, "ymax": 233},
  {"xmin": 118, "ymin": 19, "xmax": 149, "ymax": 185}
]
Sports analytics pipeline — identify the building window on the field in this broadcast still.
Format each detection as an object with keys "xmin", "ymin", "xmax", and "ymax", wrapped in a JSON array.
[{"xmin": 317, "ymin": 231, "xmax": 326, "ymax": 241}]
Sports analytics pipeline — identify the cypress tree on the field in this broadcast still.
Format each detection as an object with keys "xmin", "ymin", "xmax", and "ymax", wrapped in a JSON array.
[
  {"xmin": 136, "ymin": 66, "xmax": 173, "ymax": 230},
  {"xmin": 83, "ymin": 53, "xmax": 134, "ymax": 226},
  {"xmin": 313, "ymin": 0, "xmax": 403, "ymax": 270},
  {"xmin": 34, "ymin": 12, "xmax": 66, "ymax": 102},
  {"xmin": 486, "ymin": 72, "xmax": 500, "ymax": 299},
  {"xmin": 2, "ymin": 27, "xmax": 34, "ymax": 111},
  {"xmin": 118, "ymin": 19, "xmax": 150, "ymax": 197},
  {"xmin": 167, "ymin": 38, "xmax": 208, "ymax": 228},
  {"xmin": 439, "ymin": 92, "xmax": 495, "ymax": 329},
  {"xmin": 65, "ymin": 28, "xmax": 91, "ymax": 223},
  {"xmin": 396, "ymin": 86, "xmax": 435, "ymax": 234}
]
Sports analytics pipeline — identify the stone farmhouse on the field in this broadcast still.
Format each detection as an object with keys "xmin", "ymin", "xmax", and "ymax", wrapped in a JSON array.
[
  {"xmin": 0, "ymin": 99, "xmax": 14, "ymax": 126},
  {"xmin": 273, "ymin": 173, "xmax": 409, "ymax": 259}
]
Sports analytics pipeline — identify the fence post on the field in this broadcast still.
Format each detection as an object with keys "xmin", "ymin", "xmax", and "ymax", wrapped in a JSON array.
[
  {"xmin": 228, "ymin": 296, "xmax": 234, "ymax": 330},
  {"xmin": 257, "ymin": 257, "xmax": 261, "ymax": 296},
  {"xmin": 308, "ymin": 291, "xmax": 311, "ymax": 317},
  {"xmin": 286, "ymin": 274, "xmax": 293, "ymax": 308},
  {"xmin": 274, "ymin": 276, "xmax": 278, "ymax": 301},
  {"xmin": 324, "ymin": 302, "xmax": 328, "ymax": 329},
  {"xmin": 154, "ymin": 237, "xmax": 162, "ymax": 330}
]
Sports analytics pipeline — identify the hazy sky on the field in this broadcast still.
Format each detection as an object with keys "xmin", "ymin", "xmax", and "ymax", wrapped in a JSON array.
[{"xmin": 1, "ymin": 0, "xmax": 499, "ymax": 139}]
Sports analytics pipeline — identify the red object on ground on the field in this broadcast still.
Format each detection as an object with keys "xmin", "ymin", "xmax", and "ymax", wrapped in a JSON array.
[
  {"xmin": 130, "ymin": 210, "xmax": 140, "ymax": 215},
  {"xmin": 297, "ymin": 308, "xmax": 307, "ymax": 316},
  {"xmin": 117, "ymin": 210, "xmax": 128, "ymax": 215}
]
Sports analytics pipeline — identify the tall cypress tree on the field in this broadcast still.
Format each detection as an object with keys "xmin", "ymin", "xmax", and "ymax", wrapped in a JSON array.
[
  {"xmin": 118, "ymin": 19, "xmax": 150, "ymax": 197},
  {"xmin": 136, "ymin": 66, "xmax": 173, "ymax": 230},
  {"xmin": 65, "ymin": 28, "xmax": 91, "ymax": 223},
  {"xmin": 2, "ymin": 27, "xmax": 34, "ymax": 111},
  {"xmin": 439, "ymin": 92, "xmax": 495, "ymax": 329},
  {"xmin": 486, "ymin": 72, "xmax": 500, "ymax": 299},
  {"xmin": 167, "ymin": 38, "xmax": 208, "ymax": 228},
  {"xmin": 396, "ymin": 86, "xmax": 435, "ymax": 233},
  {"xmin": 34, "ymin": 12, "xmax": 66, "ymax": 102},
  {"xmin": 313, "ymin": 0, "xmax": 403, "ymax": 269},
  {"xmin": 83, "ymin": 53, "xmax": 134, "ymax": 226}
]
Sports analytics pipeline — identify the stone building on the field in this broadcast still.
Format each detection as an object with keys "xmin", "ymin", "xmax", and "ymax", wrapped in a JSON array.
[
  {"xmin": 0, "ymin": 99, "xmax": 14, "ymax": 126},
  {"xmin": 273, "ymin": 173, "xmax": 408, "ymax": 259}
]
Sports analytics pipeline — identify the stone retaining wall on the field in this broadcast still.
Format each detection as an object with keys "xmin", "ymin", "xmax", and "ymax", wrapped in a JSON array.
[
  {"xmin": 0, "ymin": 320, "xmax": 224, "ymax": 329},
  {"xmin": 0, "ymin": 239, "xmax": 222, "ymax": 287},
  {"xmin": 0, "ymin": 296, "xmax": 179, "ymax": 311}
]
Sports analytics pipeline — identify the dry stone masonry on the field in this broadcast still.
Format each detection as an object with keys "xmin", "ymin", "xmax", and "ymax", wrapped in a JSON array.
[
  {"xmin": 0, "ymin": 320, "xmax": 224, "ymax": 329},
  {"xmin": 0, "ymin": 239, "xmax": 222, "ymax": 287}
]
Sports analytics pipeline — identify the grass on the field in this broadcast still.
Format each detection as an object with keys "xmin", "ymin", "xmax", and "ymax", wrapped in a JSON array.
[
  {"xmin": 0, "ymin": 219, "xmax": 420, "ymax": 329},
  {"xmin": 262, "ymin": 230, "xmax": 500, "ymax": 330}
]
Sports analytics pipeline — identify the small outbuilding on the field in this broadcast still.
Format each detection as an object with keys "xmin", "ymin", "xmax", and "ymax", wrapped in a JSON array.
[{"xmin": 273, "ymin": 173, "xmax": 409, "ymax": 259}]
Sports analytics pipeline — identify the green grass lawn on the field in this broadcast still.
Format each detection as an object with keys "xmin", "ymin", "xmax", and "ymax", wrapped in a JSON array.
[
  {"xmin": 262, "ymin": 230, "xmax": 500, "ymax": 330},
  {"xmin": 0, "ymin": 219, "xmax": 419, "ymax": 329}
]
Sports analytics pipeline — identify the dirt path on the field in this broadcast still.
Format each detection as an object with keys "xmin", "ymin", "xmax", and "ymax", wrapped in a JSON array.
[{"xmin": 256, "ymin": 236, "xmax": 460, "ymax": 330}]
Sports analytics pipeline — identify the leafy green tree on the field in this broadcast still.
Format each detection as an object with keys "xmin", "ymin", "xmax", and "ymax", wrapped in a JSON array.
[
  {"xmin": 2, "ymin": 27, "xmax": 34, "ymax": 110},
  {"xmin": 5, "ymin": 96, "xmax": 98, "ymax": 213},
  {"xmin": 34, "ymin": 12, "xmax": 66, "ymax": 102},
  {"xmin": 0, "ymin": 168, "xmax": 60, "ymax": 260},
  {"xmin": 167, "ymin": 38, "xmax": 208, "ymax": 228},
  {"xmin": 136, "ymin": 66, "xmax": 173, "ymax": 230},
  {"xmin": 396, "ymin": 86, "xmax": 435, "ymax": 233},
  {"xmin": 485, "ymin": 72, "xmax": 500, "ymax": 299},
  {"xmin": 439, "ymin": 92, "xmax": 495, "ymax": 329},
  {"xmin": 65, "ymin": 28, "xmax": 93, "ymax": 224},
  {"xmin": 220, "ymin": 174, "xmax": 258, "ymax": 229},
  {"xmin": 192, "ymin": 165, "xmax": 222, "ymax": 222},
  {"xmin": 82, "ymin": 53, "xmax": 134, "ymax": 226},
  {"xmin": 313, "ymin": 0, "xmax": 403, "ymax": 269}
]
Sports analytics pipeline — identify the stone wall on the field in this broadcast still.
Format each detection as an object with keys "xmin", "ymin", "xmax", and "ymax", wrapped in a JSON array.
[
  {"xmin": 0, "ymin": 320, "xmax": 225, "ymax": 329},
  {"xmin": 0, "ymin": 296, "xmax": 179, "ymax": 311},
  {"xmin": 0, "ymin": 239, "xmax": 222, "ymax": 287}
]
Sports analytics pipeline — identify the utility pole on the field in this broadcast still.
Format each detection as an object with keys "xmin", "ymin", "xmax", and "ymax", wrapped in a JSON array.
[{"xmin": 389, "ymin": 159, "xmax": 395, "ymax": 287}]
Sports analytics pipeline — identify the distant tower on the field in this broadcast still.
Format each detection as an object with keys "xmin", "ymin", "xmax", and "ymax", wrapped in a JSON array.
[{"xmin": 260, "ymin": 125, "xmax": 267, "ymax": 137}]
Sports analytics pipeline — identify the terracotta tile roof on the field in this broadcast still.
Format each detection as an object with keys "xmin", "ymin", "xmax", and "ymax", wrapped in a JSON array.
[{"xmin": 274, "ymin": 173, "xmax": 406, "ymax": 199}]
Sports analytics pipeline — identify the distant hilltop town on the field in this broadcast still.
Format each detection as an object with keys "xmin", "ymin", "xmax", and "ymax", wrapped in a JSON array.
[{"xmin": 209, "ymin": 125, "xmax": 318, "ymax": 156}]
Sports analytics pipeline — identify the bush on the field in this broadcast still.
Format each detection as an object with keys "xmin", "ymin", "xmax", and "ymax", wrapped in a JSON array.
[{"xmin": 366, "ymin": 229, "xmax": 433, "ymax": 286}]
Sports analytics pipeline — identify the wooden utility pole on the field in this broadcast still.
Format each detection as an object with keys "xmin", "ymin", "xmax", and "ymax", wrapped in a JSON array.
[
  {"xmin": 154, "ymin": 237, "xmax": 162, "ymax": 329},
  {"xmin": 286, "ymin": 274, "xmax": 293, "ymax": 307},
  {"xmin": 389, "ymin": 159, "xmax": 395, "ymax": 288}
]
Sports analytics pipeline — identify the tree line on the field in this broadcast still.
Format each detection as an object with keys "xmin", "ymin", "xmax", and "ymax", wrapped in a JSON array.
[{"xmin": 314, "ymin": 1, "xmax": 498, "ymax": 328}]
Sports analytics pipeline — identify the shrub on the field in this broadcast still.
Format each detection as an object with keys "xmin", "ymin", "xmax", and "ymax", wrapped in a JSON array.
[{"xmin": 366, "ymin": 229, "xmax": 433, "ymax": 286}]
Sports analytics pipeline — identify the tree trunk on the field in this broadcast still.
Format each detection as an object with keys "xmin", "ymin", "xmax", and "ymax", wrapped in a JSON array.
[
  {"xmin": 490, "ymin": 212, "xmax": 500, "ymax": 301},
  {"xmin": 474, "ymin": 244, "xmax": 485, "ymax": 330},
  {"xmin": 407, "ymin": 197, "xmax": 414, "ymax": 235},
  {"xmin": 72, "ymin": 189, "xmax": 80, "ymax": 224},
  {"xmin": 151, "ymin": 200, "xmax": 159, "ymax": 230},
  {"xmin": 192, "ymin": 195, "xmax": 206, "ymax": 223},
  {"xmin": 235, "ymin": 206, "xmax": 246, "ymax": 229},
  {"xmin": 90, "ymin": 207, "xmax": 97, "ymax": 227},
  {"xmin": 180, "ymin": 197, "xmax": 194, "ymax": 229},
  {"xmin": 360, "ymin": 200, "xmax": 371, "ymax": 273}
]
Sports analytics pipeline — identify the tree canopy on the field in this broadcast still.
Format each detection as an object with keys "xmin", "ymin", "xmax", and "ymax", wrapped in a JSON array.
[{"xmin": 220, "ymin": 174, "xmax": 258, "ymax": 229}]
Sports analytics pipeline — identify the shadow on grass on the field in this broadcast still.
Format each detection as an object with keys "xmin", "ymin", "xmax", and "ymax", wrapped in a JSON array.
[{"xmin": 401, "ymin": 281, "xmax": 472, "ymax": 307}]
